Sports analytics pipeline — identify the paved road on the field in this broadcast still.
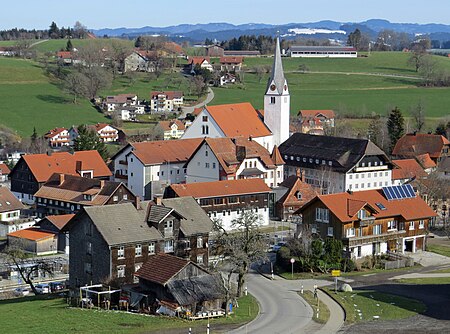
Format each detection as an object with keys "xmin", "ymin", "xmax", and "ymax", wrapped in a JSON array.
[
  {"xmin": 228, "ymin": 271, "xmax": 313, "ymax": 334},
  {"xmin": 181, "ymin": 87, "xmax": 214, "ymax": 117}
]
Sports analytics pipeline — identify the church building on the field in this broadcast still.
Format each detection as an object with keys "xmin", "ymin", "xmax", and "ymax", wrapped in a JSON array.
[{"xmin": 182, "ymin": 37, "xmax": 290, "ymax": 153}]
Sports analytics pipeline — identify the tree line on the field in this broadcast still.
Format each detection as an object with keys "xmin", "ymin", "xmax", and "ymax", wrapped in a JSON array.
[{"xmin": 0, "ymin": 21, "xmax": 88, "ymax": 41}]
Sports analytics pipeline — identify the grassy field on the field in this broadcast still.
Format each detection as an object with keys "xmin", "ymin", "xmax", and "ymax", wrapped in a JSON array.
[
  {"xmin": 0, "ymin": 57, "xmax": 108, "ymax": 136},
  {"xmin": 0, "ymin": 294, "xmax": 258, "ymax": 334},
  {"xmin": 326, "ymin": 288, "xmax": 426, "ymax": 324},
  {"xmin": 395, "ymin": 277, "xmax": 450, "ymax": 284},
  {"xmin": 299, "ymin": 291, "xmax": 330, "ymax": 324},
  {"xmin": 427, "ymin": 244, "xmax": 450, "ymax": 257},
  {"xmin": 212, "ymin": 52, "xmax": 450, "ymax": 123},
  {"xmin": 29, "ymin": 38, "xmax": 135, "ymax": 54}
]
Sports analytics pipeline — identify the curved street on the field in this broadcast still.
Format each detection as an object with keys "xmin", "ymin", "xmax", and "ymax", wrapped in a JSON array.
[{"xmin": 228, "ymin": 268, "xmax": 345, "ymax": 334}]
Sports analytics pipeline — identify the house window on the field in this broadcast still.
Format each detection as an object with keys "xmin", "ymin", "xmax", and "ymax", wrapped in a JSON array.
[
  {"xmin": 212, "ymin": 162, "xmax": 216, "ymax": 169},
  {"xmin": 205, "ymin": 163, "xmax": 210, "ymax": 168},
  {"xmin": 214, "ymin": 198, "xmax": 223, "ymax": 205},
  {"xmin": 205, "ymin": 150, "xmax": 209, "ymax": 157},
  {"xmin": 270, "ymin": 96, "xmax": 275, "ymax": 104},
  {"xmin": 118, "ymin": 246, "xmax": 125, "ymax": 259},
  {"xmin": 164, "ymin": 220, "xmax": 174, "ymax": 235},
  {"xmin": 346, "ymin": 228, "xmax": 356, "ymax": 237},
  {"xmin": 86, "ymin": 241, "xmax": 92, "ymax": 255},
  {"xmin": 164, "ymin": 239, "xmax": 174, "ymax": 253},
  {"xmin": 409, "ymin": 221, "xmax": 415, "ymax": 230},
  {"xmin": 197, "ymin": 236, "xmax": 203, "ymax": 248},
  {"xmin": 197, "ymin": 255, "xmax": 204, "ymax": 264},
  {"xmin": 349, "ymin": 175, "xmax": 353, "ymax": 179},
  {"xmin": 327, "ymin": 227, "xmax": 334, "ymax": 236},
  {"xmin": 315, "ymin": 208, "xmax": 329, "ymax": 223},
  {"xmin": 113, "ymin": 196, "xmax": 118, "ymax": 202},
  {"xmin": 295, "ymin": 191, "xmax": 302, "ymax": 200},
  {"xmin": 123, "ymin": 194, "xmax": 128, "ymax": 200},
  {"xmin": 117, "ymin": 265, "xmax": 125, "ymax": 278},
  {"xmin": 228, "ymin": 196, "xmax": 238, "ymax": 204},
  {"xmin": 148, "ymin": 242, "xmax": 155, "ymax": 254},
  {"xmin": 373, "ymin": 224, "xmax": 382, "ymax": 235},
  {"xmin": 202, "ymin": 116, "xmax": 208, "ymax": 122},
  {"xmin": 135, "ymin": 244, "xmax": 142, "ymax": 257},
  {"xmin": 134, "ymin": 263, "xmax": 142, "ymax": 283},
  {"xmin": 202, "ymin": 125, "xmax": 209, "ymax": 135},
  {"xmin": 419, "ymin": 220, "xmax": 425, "ymax": 229},
  {"xmin": 387, "ymin": 220, "xmax": 397, "ymax": 230},
  {"xmin": 357, "ymin": 209, "xmax": 367, "ymax": 219}
]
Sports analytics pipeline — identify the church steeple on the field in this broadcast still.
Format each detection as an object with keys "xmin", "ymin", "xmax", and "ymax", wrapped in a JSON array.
[
  {"xmin": 266, "ymin": 37, "xmax": 288, "ymax": 96},
  {"xmin": 263, "ymin": 36, "xmax": 290, "ymax": 150}
]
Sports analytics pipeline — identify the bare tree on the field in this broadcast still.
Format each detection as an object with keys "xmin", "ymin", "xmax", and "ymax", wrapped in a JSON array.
[
  {"xmin": 410, "ymin": 100, "xmax": 426, "ymax": 132},
  {"xmin": 63, "ymin": 71, "xmax": 89, "ymax": 103},
  {"xmin": 2, "ymin": 246, "xmax": 54, "ymax": 295},
  {"xmin": 213, "ymin": 209, "xmax": 267, "ymax": 298},
  {"xmin": 108, "ymin": 39, "xmax": 133, "ymax": 77}
]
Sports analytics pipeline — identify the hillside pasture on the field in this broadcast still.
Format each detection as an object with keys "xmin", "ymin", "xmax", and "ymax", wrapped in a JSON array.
[
  {"xmin": 0, "ymin": 57, "xmax": 107, "ymax": 136},
  {"xmin": 212, "ymin": 52, "xmax": 450, "ymax": 121}
]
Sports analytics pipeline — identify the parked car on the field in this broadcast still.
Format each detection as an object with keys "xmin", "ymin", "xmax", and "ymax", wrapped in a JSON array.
[
  {"xmin": 34, "ymin": 284, "xmax": 50, "ymax": 294},
  {"xmin": 49, "ymin": 281, "xmax": 65, "ymax": 292},
  {"xmin": 14, "ymin": 287, "xmax": 30, "ymax": 297},
  {"xmin": 270, "ymin": 241, "xmax": 287, "ymax": 252}
]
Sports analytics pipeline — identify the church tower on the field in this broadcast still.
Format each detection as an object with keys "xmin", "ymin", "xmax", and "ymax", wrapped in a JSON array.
[{"xmin": 264, "ymin": 36, "xmax": 290, "ymax": 148}]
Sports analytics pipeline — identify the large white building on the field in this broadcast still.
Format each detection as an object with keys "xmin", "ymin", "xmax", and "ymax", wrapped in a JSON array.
[
  {"xmin": 112, "ymin": 139, "xmax": 202, "ymax": 199},
  {"xmin": 280, "ymin": 133, "xmax": 393, "ymax": 194},
  {"xmin": 185, "ymin": 137, "xmax": 285, "ymax": 188},
  {"xmin": 287, "ymin": 46, "xmax": 357, "ymax": 58}
]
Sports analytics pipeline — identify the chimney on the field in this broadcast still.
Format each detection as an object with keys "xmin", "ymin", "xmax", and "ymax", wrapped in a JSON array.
[
  {"xmin": 295, "ymin": 167, "xmax": 302, "ymax": 180},
  {"xmin": 46, "ymin": 150, "xmax": 52, "ymax": 156},
  {"xmin": 99, "ymin": 180, "xmax": 105, "ymax": 188},
  {"xmin": 76, "ymin": 160, "xmax": 82, "ymax": 172},
  {"xmin": 248, "ymin": 135, "xmax": 253, "ymax": 141},
  {"xmin": 59, "ymin": 174, "xmax": 65, "ymax": 185},
  {"xmin": 236, "ymin": 145, "xmax": 246, "ymax": 162},
  {"xmin": 154, "ymin": 196, "xmax": 162, "ymax": 206},
  {"xmin": 134, "ymin": 196, "xmax": 141, "ymax": 210}
]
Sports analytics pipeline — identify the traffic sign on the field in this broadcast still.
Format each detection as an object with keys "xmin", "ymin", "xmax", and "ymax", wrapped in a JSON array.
[{"xmin": 331, "ymin": 270, "xmax": 341, "ymax": 277}]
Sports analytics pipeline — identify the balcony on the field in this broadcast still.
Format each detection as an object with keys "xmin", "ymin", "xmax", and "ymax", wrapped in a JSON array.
[
  {"xmin": 344, "ymin": 230, "xmax": 406, "ymax": 247},
  {"xmin": 119, "ymin": 160, "xmax": 128, "ymax": 166},
  {"xmin": 358, "ymin": 216, "xmax": 376, "ymax": 227},
  {"xmin": 114, "ymin": 172, "xmax": 128, "ymax": 180}
]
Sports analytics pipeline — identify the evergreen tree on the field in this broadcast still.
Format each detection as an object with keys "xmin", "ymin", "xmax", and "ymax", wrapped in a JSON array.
[
  {"xmin": 65, "ymin": 39, "xmax": 73, "ymax": 52},
  {"xmin": 49, "ymin": 21, "xmax": 59, "ymax": 39},
  {"xmin": 31, "ymin": 127, "xmax": 38, "ymax": 143},
  {"xmin": 387, "ymin": 107, "xmax": 405, "ymax": 153},
  {"xmin": 73, "ymin": 125, "xmax": 108, "ymax": 161}
]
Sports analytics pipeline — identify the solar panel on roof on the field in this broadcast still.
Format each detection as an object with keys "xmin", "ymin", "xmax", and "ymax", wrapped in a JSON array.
[{"xmin": 382, "ymin": 185, "xmax": 416, "ymax": 201}]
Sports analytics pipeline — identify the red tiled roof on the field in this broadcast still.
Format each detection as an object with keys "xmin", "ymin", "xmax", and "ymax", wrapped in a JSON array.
[
  {"xmin": 106, "ymin": 94, "xmax": 136, "ymax": 104},
  {"xmin": 21, "ymin": 151, "xmax": 112, "ymax": 183},
  {"xmin": 307, "ymin": 189, "xmax": 436, "ymax": 223},
  {"xmin": 45, "ymin": 214, "xmax": 75, "ymax": 230},
  {"xmin": 193, "ymin": 107, "xmax": 203, "ymax": 116},
  {"xmin": 271, "ymin": 145, "xmax": 285, "ymax": 165},
  {"xmin": 136, "ymin": 50, "xmax": 157, "ymax": 59},
  {"xmin": 219, "ymin": 56, "xmax": 243, "ymax": 64},
  {"xmin": 56, "ymin": 51, "xmax": 72, "ymax": 58},
  {"xmin": 392, "ymin": 159, "xmax": 428, "ymax": 180},
  {"xmin": 199, "ymin": 137, "xmax": 275, "ymax": 174},
  {"xmin": 169, "ymin": 178, "xmax": 271, "ymax": 198},
  {"xmin": 416, "ymin": 154, "xmax": 436, "ymax": 169},
  {"xmin": 150, "ymin": 91, "xmax": 183, "ymax": 100},
  {"xmin": 163, "ymin": 42, "xmax": 183, "ymax": 54},
  {"xmin": 130, "ymin": 138, "xmax": 202, "ymax": 165},
  {"xmin": 189, "ymin": 56, "xmax": 210, "ymax": 65},
  {"xmin": 44, "ymin": 127, "xmax": 68, "ymax": 139},
  {"xmin": 0, "ymin": 187, "xmax": 24, "ymax": 213},
  {"xmin": 159, "ymin": 120, "xmax": 186, "ymax": 131},
  {"xmin": 135, "ymin": 253, "xmax": 190, "ymax": 285},
  {"xmin": 8, "ymin": 228, "xmax": 56, "ymax": 241},
  {"xmin": 206, "ymin": 102, "xmax": 271, "ymax": 138},
  {"xmin": 277, "ymin": 176, "xmax": 318, "ymax": 207},
  {"xmin": 392, "ymin": 133, "xmax": 450, "ymax": 159},
  {"xmin": 298, "ymin": 110, "xmax": 335, "ymax": 119},
  {"xmin": 0, "ymin": 163, "xmax": 11, "ymax": 175}
]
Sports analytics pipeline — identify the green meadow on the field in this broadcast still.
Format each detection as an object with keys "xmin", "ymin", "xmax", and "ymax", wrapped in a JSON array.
[
  {"xmin": 212, "ymin": 52, "xmax": 450, "ymax": 122},
  {"xmin": 0, "ymin": 57, "xmax": 107, "ymax": 137}
]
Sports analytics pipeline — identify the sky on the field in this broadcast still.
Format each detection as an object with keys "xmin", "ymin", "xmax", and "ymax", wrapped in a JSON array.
[{"xmin": 2, "ymin": 0, "xmax": 450, "ymax": 30}]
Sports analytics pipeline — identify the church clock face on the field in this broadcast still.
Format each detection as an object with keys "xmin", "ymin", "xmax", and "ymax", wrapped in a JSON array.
[{"xmin": 270, "ymin": 84, "xmax": 276, "ymax": 91}]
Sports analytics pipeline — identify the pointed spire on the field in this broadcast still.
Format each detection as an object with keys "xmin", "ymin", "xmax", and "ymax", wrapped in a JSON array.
[
  {"xmin": 271, "ymin": 145, "xmax": 285, "ymax": 165},
  {"xmin": 266, "ymin": 36, "xmax": 286, "ymax": 95}
]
